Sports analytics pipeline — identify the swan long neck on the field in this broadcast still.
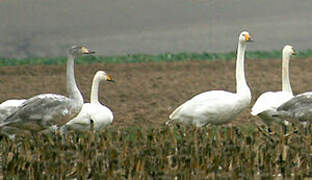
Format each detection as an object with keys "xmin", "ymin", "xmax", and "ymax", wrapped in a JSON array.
[
  {"xmin": 66, "ymin": 54, "xmax": 83, "ymax": 103},
  {"xmin": 282, "ymin": 52, "xmax": 293, "ymax": 95},
  {"xmin": 236, "ymin": 42, "xmax": 250, "ymax": 96},
  {"xmin": 90, "ymin": 73, "xmax": 101, "ymax": 104}
]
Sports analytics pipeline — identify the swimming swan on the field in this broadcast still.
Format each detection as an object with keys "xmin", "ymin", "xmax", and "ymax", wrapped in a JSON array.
[
  {"xmin": 168, "ymin": 31, "xmax": 253, "ymax": 127},
  {"xmin": 63, "ymin": 70, "xmax": 114, "ymax": 132},
  {"xmin": 251, "ymin": 45, "xmax": 296, "ymax": 125},
  {"xmin": 0, "ymin": 45, "xmax": 94, "ymax": 134}
]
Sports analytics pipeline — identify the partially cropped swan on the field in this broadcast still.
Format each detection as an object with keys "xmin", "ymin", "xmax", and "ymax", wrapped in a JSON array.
[
  {"xmin": 0, "ymin": 45, "xmax": 94, "ymax": 135},
  {"xmin": 0, "ymin": 99, "xmax": 26, "ymax": 121},
  {"xmin": 274, "ymin": 92, "xmax": 312, "ymax": 123},
  {"xmin": 168, "ymin": 31, "xmax": 253, "ymax": 127},
  {"xmin": 63, "ymin": 70, "xmax": 114, "ymax": 132},
  {"xmin": 251, "ymin": 45, "xmax": 296, "ymax": 125}
]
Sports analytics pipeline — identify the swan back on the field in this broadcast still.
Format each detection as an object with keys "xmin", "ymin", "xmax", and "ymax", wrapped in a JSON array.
[
  {"xmin": 65, "ymin": 103, "xmax": 113, "ymax": 131},
  {"xmin": 275, "ymin": 92, "xmax": 312, "ymax": 122},
  {"xmin": 0, "ymin": 99, "xmax": 26, "ymax": 121}
]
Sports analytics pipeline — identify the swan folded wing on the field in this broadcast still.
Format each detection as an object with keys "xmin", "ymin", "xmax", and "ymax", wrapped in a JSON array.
[
  {"xmin": 89, "ymin": 104, "xmax": 113, "ymax": 129},
  {"xmin": 251, "ymin": 91, "xmax": 293, "ymax": 116},
  {"xmin": 65, "ymin": 105, "xmax": 92, "ymax": 131},
  {"xmin": 274, "ymin": 93, "xmax": 312, "ymax": 122},
  {"xmin": 0, "ymin": 99, "xmax": 26, "ymax": 121},
  {"xmin": 0, "ymin": 99, "xmax": 26, "ymax": 107},
  {"xmin": 66, "ymin": 103, "xmax": 113, "ymax": 131},
  {"xmin": 277, "ymin": 93, "xmax": 312, "ymax": 111},
  {"xmin": 0, "ymin": 94, "xmax": 75, "ymax": 132},
  {"xmin": 0, "ymin": 106, "xmax": 20, "ymax": 122},
  {"xmin": 171, "ymin": 91, "xmax": 245, "ymax": 126}
]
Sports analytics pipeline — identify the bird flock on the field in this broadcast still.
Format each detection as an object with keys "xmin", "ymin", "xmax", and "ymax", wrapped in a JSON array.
[{"xmin": 0, "ymin": 31, "xmax": 309, "ymax": 139}]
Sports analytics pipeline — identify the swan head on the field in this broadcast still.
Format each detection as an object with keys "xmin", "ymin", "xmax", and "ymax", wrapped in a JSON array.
[
  {"xmin": 239, "ymin": 31, "xmax": 253, "ymax": 43},
  {"xmin": 283, "ymin": 45, "xmax": 296, "ymax": 56},
  {"xmin": 67, "ymin": 45, "xmax": 96, "ymax": 57},
  {"xmin": 96, "ymin": 71, "xmax": 114, "ymax": 82}
]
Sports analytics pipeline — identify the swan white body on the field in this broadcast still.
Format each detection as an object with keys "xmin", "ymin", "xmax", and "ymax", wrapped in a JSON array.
[
  {"xmin": 169, "ymin": 31, "xmax": 253, "ymax": 127},
  {"xmin": 0, "ymin": 46, "xmax": 94, "ymax": 135},
  {"xmin": 64, "ymin": 71, "xmax": 114, "ymax": 131},
  {"xmin": 251, "ymin": 45, "xmax": 296, "ymax": 125},
  {"xmin": 0, "ymin": 99, "xmax": 26, "ymax": 121}
]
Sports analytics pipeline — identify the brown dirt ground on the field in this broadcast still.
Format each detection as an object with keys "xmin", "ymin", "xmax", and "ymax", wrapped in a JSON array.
[{"xmin": 0, "ymin": 58, "xmax": 310, "ymax": 127}]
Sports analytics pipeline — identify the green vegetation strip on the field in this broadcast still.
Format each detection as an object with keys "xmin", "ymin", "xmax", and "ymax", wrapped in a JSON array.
[
  {"xmin": 1, "ymin": 49, "xmax": 312, "ymax": 66},
  {"xmin": 1, "ymin": 124, "xmax": 312, "ymax": 179}
]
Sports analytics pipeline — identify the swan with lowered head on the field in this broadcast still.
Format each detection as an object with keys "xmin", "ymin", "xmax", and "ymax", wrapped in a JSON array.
[
  {"xmin": 168, "ymin": 31, "xmax": 253, "ymax": 127},
  {"xmin": 273, "ymin": 92, "xmax": 312, "ymax": 123},
  {"xmin": 251, "ymin": 45, "xmax": 296, "ymax": 125},
  {"xmin": 0, "ymin": 45, "xmax": 94, "ymax": 135},
  {"xmin": 63, "ymin": 70, "xmax": 114, "ymax": 132}
]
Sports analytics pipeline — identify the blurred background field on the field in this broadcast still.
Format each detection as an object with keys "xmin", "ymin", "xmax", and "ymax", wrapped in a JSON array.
[{"xmin": 1, "ymin": 0, "xmax": 312, "ymax": 58}]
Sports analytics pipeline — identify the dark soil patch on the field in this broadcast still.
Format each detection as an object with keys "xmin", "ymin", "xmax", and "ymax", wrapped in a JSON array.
[{"xmin": 0, "ymin": 58, "xmax": 309, "ymax": 127}]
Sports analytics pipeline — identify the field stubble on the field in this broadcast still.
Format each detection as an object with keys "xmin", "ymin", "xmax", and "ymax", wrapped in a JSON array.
[{"xmin": 1, "ymin": 58, "xmax": 312, "ymax": 178}]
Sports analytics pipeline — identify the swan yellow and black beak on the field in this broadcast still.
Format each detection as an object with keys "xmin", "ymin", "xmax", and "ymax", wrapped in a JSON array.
[
  {"xmin": 292, "ymin": 49, "xmax": 296, "ymax": 55},
  {"xmin": 244, "ymin": 34, "xmax": 253, "ymax": 42},
  {"xmin": 80, "ymin": 47, "xmax": 96, "ymax": 54},
  {"xmin": 106, "ymin": 74, "xmax": 115, "ymax": 82}
]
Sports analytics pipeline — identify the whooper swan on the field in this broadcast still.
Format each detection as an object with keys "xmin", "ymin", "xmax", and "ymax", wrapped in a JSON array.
[
  {"xmin": 0, "ymin": 45, "xmax": 94, "ymax": 134},
  {"xmin": 168, "ymin": 31, "xmax": 253, "ymax": 127},
  {"xmin": 251, "ymin": 45, "xmax": 296, "ymax": 125},
  {"xmin": 63, "ymin": 70, "xmax": 114, "ymax": 132},
  {"xmin": 274, "ymin": 92, "xmax": 312, "ymax": 123}
]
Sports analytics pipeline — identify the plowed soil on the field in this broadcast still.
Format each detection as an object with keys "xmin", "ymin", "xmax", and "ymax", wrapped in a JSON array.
[{"xmin": 0, "ymin": 58, "xmax": 310, "ymax": 127}]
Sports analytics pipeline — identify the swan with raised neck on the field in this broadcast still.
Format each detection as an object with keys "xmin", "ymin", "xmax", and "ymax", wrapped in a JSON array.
[
  {"xmin": 64, "ymin": 70, "xmax": 114, "ymax": 132},
  {"xmin": 0, "ymin": 45, "xmax": 95, "ymax": 134},
  {"xmin": 251, "ymin": 45, "xmax": 296, "ymax": 126},
  {"xmin": 168, "ymin": 31, "xmax": 253, "ymax": 127}
]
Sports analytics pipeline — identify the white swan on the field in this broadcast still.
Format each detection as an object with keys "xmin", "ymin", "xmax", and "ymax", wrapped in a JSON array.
[
  {"xmin": 0, "ymin": 45, "xmax": 94, "ymax": 134},
  {"xmin": 63, "ymin": 71, "xmax": 114, "ymax": 132},
  {"xmin": 251, "ymin": 45, "xmax": 296, "ymax": 125},
  {"xmin": 0, "ymin": 99, "xmax": 26, "ymax": 121},
  {"xmin": 168, "ymin": 31, "xmax": 253, "ymax": 127}
]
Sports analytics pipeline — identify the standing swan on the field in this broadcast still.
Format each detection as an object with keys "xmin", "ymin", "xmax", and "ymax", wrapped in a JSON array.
[
  {"xmin": 0, "ymin": 45, "xmax": 94, "ymax": 134},
  {"xmin": 251, "ymin": 45, "xmax": 296, "ymax": 125},
  {"xmin": 63, "ymin": 71, "xmax": 114, "ymax": 132},
  {"xmin": 168, "ymin": 31, "xmax": 253, "ymax": 127}
]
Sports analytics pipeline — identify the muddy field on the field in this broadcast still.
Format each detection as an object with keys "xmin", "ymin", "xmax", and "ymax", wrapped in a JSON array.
[{"xmin": 0, "ymin": 58, "xmax": 310, "ymax": 127}]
